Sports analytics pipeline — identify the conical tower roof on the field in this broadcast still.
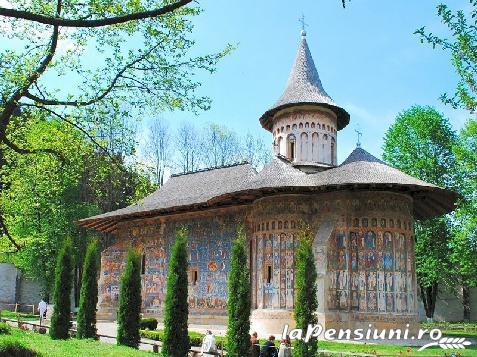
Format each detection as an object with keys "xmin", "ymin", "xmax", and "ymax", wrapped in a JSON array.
[{"xmin": 260, "ymin": 31, "xmax": 350, "ymax": 131}]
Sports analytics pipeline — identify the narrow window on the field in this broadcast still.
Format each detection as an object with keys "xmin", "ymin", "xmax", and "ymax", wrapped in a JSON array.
[
  {"xmin": 190, "ymin": 268, "xmax": 199, "ymax": 285},
  {"xmin": 267, "ymin": 265, "xmax": 272, "ymax": 284},
  {"xmin": 141, "ymin": 254, "xmax": 146, "ymax": 275}
]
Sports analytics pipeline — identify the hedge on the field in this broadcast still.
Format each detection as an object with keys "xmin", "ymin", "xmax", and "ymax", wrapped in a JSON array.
[
  {"xmin": 0, "ymin": 322, "xmax": 12, "ymax": 335},
  {"xmin": 0, "ymin": 337, "xmax": 38, "ymax": 356},
  {"xmin": 139, "ymin": 318, "xmax": 158, "ymax": 331}
]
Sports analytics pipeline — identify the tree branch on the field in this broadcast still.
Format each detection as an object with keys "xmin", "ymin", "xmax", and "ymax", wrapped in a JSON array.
[
  {"xmin": 0, "ymin": 213, "xmax": 21, "ymax": 251},
  {"xmin": 0, "ymin": 0, "xmax": 192, "ymax": 28},
  {"xmin": 3, "ymin": 135, "xmax": 66, "ymax": 163},
  {"xmin": 0, "ymin": 0, "xmax": 61, "ymax": 141},
  {"xmin": 23, "ymin": 104, "xmax": 127, "ymax": 173}
]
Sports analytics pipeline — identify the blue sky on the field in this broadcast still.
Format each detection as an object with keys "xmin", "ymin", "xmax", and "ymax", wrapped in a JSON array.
[{"xmin": 162, "ymin": 0, "xmax": 470, "ymax": 163}]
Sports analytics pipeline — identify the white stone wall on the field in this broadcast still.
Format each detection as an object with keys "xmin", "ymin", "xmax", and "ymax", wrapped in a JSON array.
[
  {"xmin": 0, "ymin": 263, "xmax": 18, "ymax": 303},
  {"xmin": 272, "ymin": 108, "xmax": 338, "ymax": 165}
]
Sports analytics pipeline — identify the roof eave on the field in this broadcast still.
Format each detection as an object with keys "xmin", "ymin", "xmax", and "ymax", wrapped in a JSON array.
[{"xmin": 259, "ymin": 102, "xmax": 350, "ymax": 132}]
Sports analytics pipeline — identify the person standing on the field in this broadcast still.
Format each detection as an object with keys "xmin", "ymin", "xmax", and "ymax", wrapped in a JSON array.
[
  {"xmin": 261, "ymin": 335, "xmax": 278, "ymax": 357},
  {"xmin": 38, "ymin": 298, "xmax": 47, "ymax": 326},
  {"xmin": 250, "ymin": 331, "xmax": 260, "ymax": 357},
  {"xmin": 278, "ymin": 335, "xmax": 292, "ymax": 357},
  {"xmin": 201, "ymin": 330, "xmax": 217, "ymax": 356}
]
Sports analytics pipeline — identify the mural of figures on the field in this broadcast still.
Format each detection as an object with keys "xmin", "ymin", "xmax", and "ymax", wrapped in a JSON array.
[{"xmin": 327, "ymin": 221, "xmax": 415, "ymax": 314}]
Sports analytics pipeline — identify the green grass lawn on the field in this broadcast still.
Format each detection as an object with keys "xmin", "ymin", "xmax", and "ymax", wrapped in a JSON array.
[
  {"xmin": 0, "ymin": 328, "xmax": 153, "ymax": 357},
  {"xmin": 1, "ymin": 325, "xmax": 476, "ymax": 356},
  {"xmin": 0, "ymin": 310, "xmax": 39, "ymax": 321},
  {"xmin": 318, "ymin": 339, "xmax": 477, "ymax": 356}
]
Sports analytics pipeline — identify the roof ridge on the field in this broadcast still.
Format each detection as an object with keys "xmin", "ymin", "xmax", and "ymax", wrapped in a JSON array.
[{"xmin": 170, "ymin": 161, "xmax": 250, "ymax": 178}]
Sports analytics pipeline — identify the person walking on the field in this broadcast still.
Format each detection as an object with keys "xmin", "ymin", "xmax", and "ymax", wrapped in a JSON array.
[{"xmin": 38, "ymin": 298, "xmax": 47, "ymax": 326}]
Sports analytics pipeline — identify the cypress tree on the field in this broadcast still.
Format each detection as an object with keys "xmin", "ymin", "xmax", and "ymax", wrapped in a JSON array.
[
  {"xmin": 162, "ymin": 227, "xmax": 189, "ymax": 357},
  {"xmin": 77, "ymin": 239, "xmax": 99, "ymax": 339},
  {"xmin": 117, "ymin": 248, "xmax": 142, "ymax": 348},
  {"xmin": 226, "ymin": 225, "xmax": 251, "ymax": 356},
  {"xmin": 294, "ymin": 224, "xmax": 318, "ymax": 357},
  {"xmin": 49, "ymin": 238, "xmax": 73, "ymax": 340}
]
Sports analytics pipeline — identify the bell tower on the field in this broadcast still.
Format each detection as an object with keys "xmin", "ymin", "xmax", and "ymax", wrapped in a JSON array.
[{"xmin": 259, "ymin": 30, "xmax": 350, "ymax": 171}]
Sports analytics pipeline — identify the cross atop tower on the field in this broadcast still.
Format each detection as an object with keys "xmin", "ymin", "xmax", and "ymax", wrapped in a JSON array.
[
  {"xmin": 299, "ymin": 14, "xmax": 308, "ymax": 36},
  {"xmin": 355, "ymin": 129, "xmax": 362, "ymax": 148}
]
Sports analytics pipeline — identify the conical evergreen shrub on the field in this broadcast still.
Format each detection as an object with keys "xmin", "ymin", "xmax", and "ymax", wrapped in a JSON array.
[
  {"xmin": 117, "ymin": 248, "xmax": 142, "ymax": 348},
  {"xmin": 294, "ymin": 224, "xmax": 318, "ymax": 356},
  {"xmin": 162, "ymin": 227, "xmax": 189, "ymax": 357},
  {"xmin": 226, "ymin": 225, "xmax": 251, "ymax": 356},
  {"xmin": 77, "ymin": 239, "xmax": 99, "ymax": 339},
  {"xmin": 49, "ymin": 238, "xmax": 73, "ymax": 340}
]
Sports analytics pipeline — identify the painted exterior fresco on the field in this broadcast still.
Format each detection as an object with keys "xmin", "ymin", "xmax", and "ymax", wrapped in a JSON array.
[
  {"xmin": 327, "ymin": 226, "xmax": 416, "ymax": 314},
  {"xmin": 97, "ymin": 210, "xmax": 245, "ymax": 318}
]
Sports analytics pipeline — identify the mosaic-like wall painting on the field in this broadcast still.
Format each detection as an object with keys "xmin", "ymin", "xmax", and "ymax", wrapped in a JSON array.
[
  {"xmin": 327, "ymin": 219, "xmax": 415, "ymax": 314},
  {"xmin": 253, "ymin": 223, "xmax": 296, "ymax": 309},
  {"xmin": 98, "ymin": 242, "xmax": 127, "ymax": 309}
]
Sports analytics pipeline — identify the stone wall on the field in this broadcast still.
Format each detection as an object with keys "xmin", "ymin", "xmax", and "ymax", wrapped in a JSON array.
[
  {"xmin": 0, "ymin": 263, "xmax": 18, "ymax": 304},
  {"xmin": 0, "ymin": 263, "xmax": 42, "ymax": 311}
]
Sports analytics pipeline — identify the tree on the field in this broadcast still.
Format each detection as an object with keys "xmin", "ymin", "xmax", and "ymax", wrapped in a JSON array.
[
  {"xmin": 242, "ymin": 132, "xmax": 272, "ymax": 170},
  {"xmin": 415, "ymin": 2, "xmax": 477, "ymax": 112},
  {"xmin": 226, "ymin": 225, "xmax": 251, "ymax": 356},
  {"xmin": 146, "ymin": 117, "xmax": 171, "ymax": 186},
  {"xmin": 49, "ymin": 237, "xmax": 73, "ymax": 340},
  {"xmin": 117, "ymin": 248, "xmax": 142, "ymax": 348},
  {"xmin": 294, "ymin": 224, "xmax": 318, "ymax": 357},
  {"xmin": 162, "ymin": 227, "xmax": 189, "ymax": 357},
  {"xmin": 175, "ymin": 122, "xmax": 202, "ymax": 173},
  {"xmin": 0, "ymin": 0, "xmax": 231, "ymax": 248},
  {"xmin": 382, "ymin": 105, "xmax": 457, "ymax": 320},
  {"xmin": 451, "ymin": 118, "xmax": 477, "ymax": 320},
  {"xmin": 77, "ymin": 239, "xmax": 99, "ymax": 339},
  {"xmin": 202, "ymin": 123, "xmax": 241, "ymax": 168}
]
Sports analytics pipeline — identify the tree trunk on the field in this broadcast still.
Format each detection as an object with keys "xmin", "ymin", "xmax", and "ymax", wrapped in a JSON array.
[
  {"xmin": 463, "ymin": 284, "xmax": 471, "ymax": 322},
  {"xmin": 419, "ymin": 281, "xmax": 438, "ymax": 320}
]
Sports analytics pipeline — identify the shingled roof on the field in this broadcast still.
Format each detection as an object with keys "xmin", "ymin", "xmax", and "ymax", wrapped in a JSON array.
[
  {"xmin": 78, "ymin": 148, "xmax": 457, "ymax": 232},
  {"xmin": 259, "ymin": 31, "xmax": 350, "ymax": 132}
]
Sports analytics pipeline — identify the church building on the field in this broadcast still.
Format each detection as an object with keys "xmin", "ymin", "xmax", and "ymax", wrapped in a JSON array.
[{"xmin": 78, "ymin": 30, "xmax": 457, "ymax": 333}]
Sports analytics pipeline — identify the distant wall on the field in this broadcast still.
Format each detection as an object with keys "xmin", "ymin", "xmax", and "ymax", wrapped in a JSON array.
[
  {"xmin": 417, "ymin": 286, "xmax": 477, "ymax": 322},
  {"xmin": 0, "ymin": 263, "xmax": 19, "ymax": 303},
  {"xmin": 0, "ymin": 263, "xmax": 41, "ymax": 310}
]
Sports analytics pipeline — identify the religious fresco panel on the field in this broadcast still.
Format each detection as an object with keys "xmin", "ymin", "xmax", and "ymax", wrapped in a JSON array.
[{"xmin": 327, "ymin": 221, "xmax": 415, "ymax": 314}]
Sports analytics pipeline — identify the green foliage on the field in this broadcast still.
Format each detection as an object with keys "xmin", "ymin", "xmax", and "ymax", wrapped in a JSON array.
[
  {"xmin": 77, "ymin": 240, "xmax": 99, "ymax": 339},
  {"xmin": 293, "ymin": 224, "xmax": 318, "ymax": 357},
  {"xmin": 226, "ymin": 225, "xmax": 251, "ymax": 357},
  {"xmin": 1, "ymin": 327, "xmax": 155, "ymax": 356},
  {"xmin": 382, "ymin": 105, "xmax": 457, "ymax": 318},
  {"xmin": 140, "ymin": 329, "xmax": 204, "ymax": 347},
  {"xmin": 49, "ymin": 238, "xmax": 73, "ymax": 340},
  {"xmin": 117, "ymin": 248, "xmax": 142, "ymax": 349},
  {"xmin": 382, "ymin": 105, "xmax": 456, "ymax": 188},
  {"xmin": 0, "ymin": 321, "xmax": 12, "ymax": 335},
  {"xmin": 450, "ymin": 118, "xmax": 477, "ymax": 291},
  {"xmin": 162, "ymin": 227, "xmax": 189, "ymax": 357},
  {"xmin": 0, "ymin": 337, "xmax": 38, "ymax": 357},
  {"xmin": 415, "ymin": 2, "xmax": 477, "ymax": 111},
  {"xmin": 139, "ymin": 317, "xmax": 158, "ymax": 331}
]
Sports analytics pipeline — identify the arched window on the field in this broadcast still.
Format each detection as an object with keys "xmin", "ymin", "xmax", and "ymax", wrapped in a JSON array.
[
  {"xmin": 276, "ymin": 136, "xmax": 283, "ymax": 155},
  {"xmin": 292, "ymin": 123, "xmax": 297, "ymax": 130},
  {"xmin": 305, "ymin": 122, "xmax": 309, "ymax": 128},
  {"xmin": 311, "ymin": 132, "xmax": 319, "ymax": 161},
  {"xmin": 299, "ymin": 122, "xmax": 303, "ymax": 129},
  {"xmin": 331, "ymin": 137, "xmax": 336, "ymax": 165},
  {"xmin": 311, "ymin": 122, "xmax": 315, "ymax": 128},
  {"xmin": 300, "ymin": 132, "xmax": 308, "ymax": 161},
  {"xmin": 287, "ymin": 134, "xmax": 296, "ymax": 161}
]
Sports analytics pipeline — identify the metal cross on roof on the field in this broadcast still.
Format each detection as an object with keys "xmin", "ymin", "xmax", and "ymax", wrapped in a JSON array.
[
  {"xmin": 299, "ymin": 14, "xmax": 308, "ymax": 32},
  {"xmin": 355, "ymin": 129, "xmax": 362, "ymax": 148}
]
